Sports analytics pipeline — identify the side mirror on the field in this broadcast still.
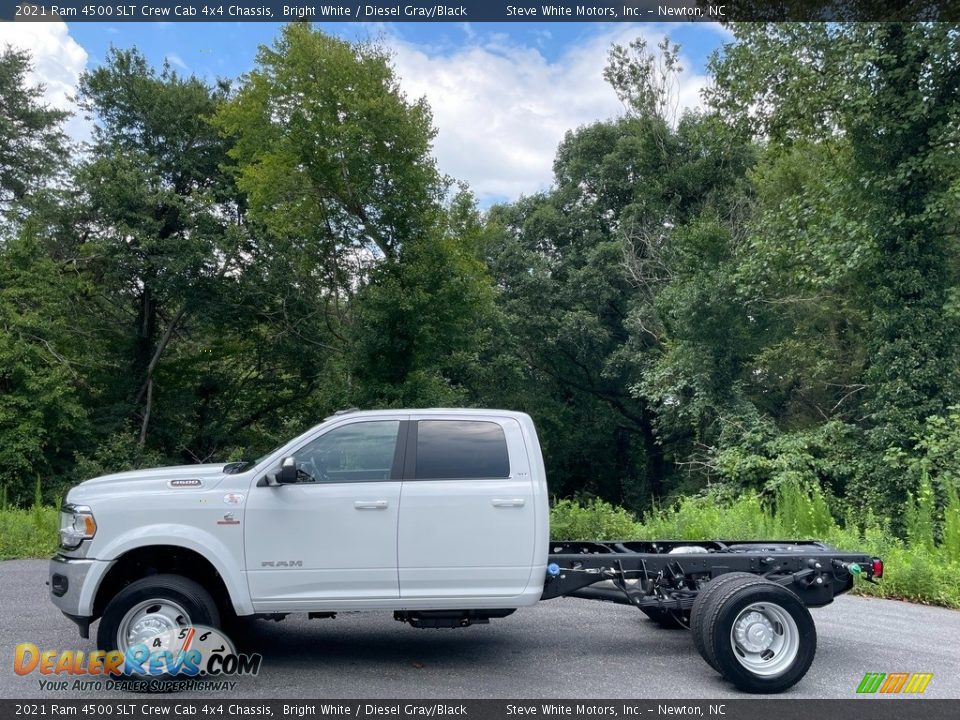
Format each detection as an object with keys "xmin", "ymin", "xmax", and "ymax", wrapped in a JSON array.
[{"xmin": 278, "ymin": 456, "xmax": 299, "ymax": 484}]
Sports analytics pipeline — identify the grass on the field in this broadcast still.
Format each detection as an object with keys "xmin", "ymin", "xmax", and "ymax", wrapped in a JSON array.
[{"xmin": 0, "ymin": 505, "xmax": 59, "ymax": 560}]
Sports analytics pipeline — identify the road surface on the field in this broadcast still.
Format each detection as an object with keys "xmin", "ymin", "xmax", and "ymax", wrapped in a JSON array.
[{"xmin": 2, "ymin": 559, "xmax": 957, "ymax": 699}]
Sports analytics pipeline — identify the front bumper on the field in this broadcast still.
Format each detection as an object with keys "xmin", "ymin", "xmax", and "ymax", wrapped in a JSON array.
[{"xmin": 48, "ymin": 554, "xmax": 112, "ymax": 638}]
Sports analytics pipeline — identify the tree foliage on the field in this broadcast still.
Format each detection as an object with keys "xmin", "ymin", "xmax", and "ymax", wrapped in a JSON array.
[
  {"xmin": 215, "ymin": 24, "xmax": 442, "ymax": 264},
  {"xmin": 0, "ymin": 46, "xmax": 68, "ymax": 229},
  {"xmin": 706, "ymin": 24, "xmax": 960, "ymax": 514},
  {"xmin": 1, "ymin": 23, "xmax": 958, "ymax": 530}
]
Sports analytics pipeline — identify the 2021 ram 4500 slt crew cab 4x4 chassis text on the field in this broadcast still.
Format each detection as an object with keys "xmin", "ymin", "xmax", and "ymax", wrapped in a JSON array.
[{"xmin": 49, "ymin": 408, "xmax": 882, "ymax": 693}]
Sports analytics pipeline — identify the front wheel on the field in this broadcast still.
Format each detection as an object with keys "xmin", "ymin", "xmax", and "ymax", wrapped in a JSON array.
[
  {"xmin": 97, "ymin": 574, "xmax": 221, "ymax": 685},
  {"xmin": 692, "ymin": 575, "xmax": 816, "ymax": 693}
]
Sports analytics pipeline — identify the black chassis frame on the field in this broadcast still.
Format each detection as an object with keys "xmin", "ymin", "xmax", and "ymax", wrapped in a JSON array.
[{"xmin": 541, "ymin": 540, "xmax": 880, "ymax": 612}]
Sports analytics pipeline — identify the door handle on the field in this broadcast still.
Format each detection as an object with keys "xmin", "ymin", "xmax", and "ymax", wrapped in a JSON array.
[
  {"xmin": 354, "ymin": 500, "xmax": 389, "ymax": 510},
  {"xmin": 491, "ymin": 498, "xmax": 526, "ymax": 508}
]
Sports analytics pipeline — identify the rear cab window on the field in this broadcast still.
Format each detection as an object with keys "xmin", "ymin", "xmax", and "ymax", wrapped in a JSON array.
[{"xmin": 413, "ymin": 420, "xmax": 510, "ymax": 480}]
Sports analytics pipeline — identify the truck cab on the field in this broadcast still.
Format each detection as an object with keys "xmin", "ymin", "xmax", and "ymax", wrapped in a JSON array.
[{"xmin": 50, "ymin": 409, "xmax": 550, "ymax": 650}]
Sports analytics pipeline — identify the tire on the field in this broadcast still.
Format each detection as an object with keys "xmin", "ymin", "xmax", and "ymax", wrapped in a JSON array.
[
  {"xmin": 695, "ymin": 575, "xmax": 816, "ymax": 693},
  {"xmin": 690, "ymin": 572, "xmax": 758, "ymax": 670},
  {"xmin": 640, "ymin": 606, "xmax": 690, "ymax": 629},
  {"xmin": 97, "ymin": 574, "xmax": 221, "ymax": 689}
]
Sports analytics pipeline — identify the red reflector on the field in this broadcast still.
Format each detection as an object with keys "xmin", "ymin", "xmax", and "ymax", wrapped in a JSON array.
[{"xmin": 872, "ymin": 558, "xmax": 884, "ymax": 578}]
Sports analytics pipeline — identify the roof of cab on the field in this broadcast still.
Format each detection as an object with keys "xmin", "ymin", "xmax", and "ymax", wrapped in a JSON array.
[{"xmin": 323, "ymin": 408, "xmax": 530, "ymax": 421}]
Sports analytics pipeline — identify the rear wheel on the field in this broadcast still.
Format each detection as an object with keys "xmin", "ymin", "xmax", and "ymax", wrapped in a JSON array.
[
  {"xmin": 690, "ymin": 572, "xmax": 757, "ymax": 669},
  {"xmin": 692, "ymin": 575, "xmax": 816, "ymax": 693}
]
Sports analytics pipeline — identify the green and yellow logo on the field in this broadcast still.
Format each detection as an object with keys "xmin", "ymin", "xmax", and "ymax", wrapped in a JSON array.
[{"xmin": 856, "ymin": 672, "xmax": 933, "ymax": 694}]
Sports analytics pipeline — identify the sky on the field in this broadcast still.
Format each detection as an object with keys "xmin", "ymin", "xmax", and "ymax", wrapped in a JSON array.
[{"xmin": 0, "ymin": 21, "xmax": 731, "ymax": 205}]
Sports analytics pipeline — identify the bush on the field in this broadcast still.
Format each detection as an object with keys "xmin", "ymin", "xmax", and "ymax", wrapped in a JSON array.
[
  {"xmin": 638, "ymin": 492, "xmax": 781, "ymax": 540},
  {"xmin": 549, "ymin": 498, "xmax": 640, "ymax": 540},
  {"xmin": 905, "ymin": 471, "xmax": 937, "ymax": 552},
  {"xmin": 776, "ymin": 481, "xmax": 834, "ymax": 538},
  {"xmin": 944, "ymin": 484, "xmax": 960, "ymax": 564},
  {"xmin": 711, "ymin": 419, "xmax": 868, "ymax": 504}
]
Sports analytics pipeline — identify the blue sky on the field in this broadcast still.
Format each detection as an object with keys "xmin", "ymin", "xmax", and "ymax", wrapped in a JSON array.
[
  {"xmin": 3, "ymin": 21, "xmax": 729, "ymax": 204},
  {"xmin": 68, "ymin": 22, "xmax": 724, "ymax": 80}
]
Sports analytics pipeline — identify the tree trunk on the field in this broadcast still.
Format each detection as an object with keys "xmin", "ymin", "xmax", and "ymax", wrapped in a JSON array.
[{"xmin": 136, "ymin": 306, "xmax": 188, "ymax": 446}]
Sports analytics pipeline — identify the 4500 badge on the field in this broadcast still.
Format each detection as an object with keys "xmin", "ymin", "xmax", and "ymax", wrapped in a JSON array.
[{"xmin": 14, "ymin": 625, "xmax": 262, "ymax": 689}]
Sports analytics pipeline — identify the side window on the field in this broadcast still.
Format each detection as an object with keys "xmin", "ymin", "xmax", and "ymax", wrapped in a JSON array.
[
  {"xmin": 295, "ymin": 420, "xmax": 400, "ymax": 483},
  {"xmin": 414, "ymin": 420, "xmax": 510, "ymax": 480}
]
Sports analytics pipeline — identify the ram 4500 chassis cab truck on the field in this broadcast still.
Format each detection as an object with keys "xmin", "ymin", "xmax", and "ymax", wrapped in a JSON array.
[{"xmin": 50, "ymin": 409, "xmax": 882, "ymax": 693}]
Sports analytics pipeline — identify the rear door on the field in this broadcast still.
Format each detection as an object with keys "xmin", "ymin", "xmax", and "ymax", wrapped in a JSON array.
[{"xmin": 397, "ymin": 416, "xmax": 536, "ymax": 599}]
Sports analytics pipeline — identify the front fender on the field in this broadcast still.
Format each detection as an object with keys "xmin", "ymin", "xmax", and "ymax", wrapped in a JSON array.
[{"xmin": 86, "ymin": 524, "xmax": 253, "ymax": 616}]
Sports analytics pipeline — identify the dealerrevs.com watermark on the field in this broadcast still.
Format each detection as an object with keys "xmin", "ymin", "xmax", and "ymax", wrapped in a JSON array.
[{"xmin": 13, "ymin": 625, "xmax": 261, "ymax": 692}]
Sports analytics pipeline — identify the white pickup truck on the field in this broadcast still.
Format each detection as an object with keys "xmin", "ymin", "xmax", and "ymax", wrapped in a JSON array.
[{"xmin": 50, "ymin": 408, "xmax": 881, "ymax": 693}]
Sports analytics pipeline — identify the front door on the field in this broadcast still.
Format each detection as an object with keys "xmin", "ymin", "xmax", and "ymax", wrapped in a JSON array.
[{"xmin": 245, "ymin": 419, "xmax": 405, "ymax": 609}]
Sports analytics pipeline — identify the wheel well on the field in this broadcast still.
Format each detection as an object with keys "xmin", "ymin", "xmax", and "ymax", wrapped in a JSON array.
[{"xmin": 93, "ymin": 546, "xmax": 233, "ymax": 621}]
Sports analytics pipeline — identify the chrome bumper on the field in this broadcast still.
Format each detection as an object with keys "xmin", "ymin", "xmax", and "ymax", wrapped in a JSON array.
[{"xmin": 48, "ymin": 555, "xmax": 111, "ymax": 638}]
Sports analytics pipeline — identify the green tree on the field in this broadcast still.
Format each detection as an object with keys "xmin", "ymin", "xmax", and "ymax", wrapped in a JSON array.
[
  {"xmin": 215, "ymin": 23, "xmax": 443, "ymax": 270},
  {"xmin": 0, "ymin": 47, "xmax": 82, "ymax": 503},
  {"xmin": 0, "ymin": 46, "xmax": 68, "ymax": 230},
  {"xmin": 70, "ymin": 49, "xmax": 248, "ymax": 454},
  {"xmin": 347, "ymin": 190, "xmax": 496, "ymax": 407},
  {"xmin": 0, "ymin": 234, "xmax": 90, "ymax": 504},
  {"xmin": 215, "ymin": 25, "xmax": 489, "ymax": 416},
  {"xmin": 604, "ymin": 36, "xmax": 683, "ymax": 124},
  {"xmin": 486, "ymin": 95, "xmax": 754, "ymax": 507},
  {"xmin": 709, "ymin": 24, "xmax": 960, "ymax": 510}
]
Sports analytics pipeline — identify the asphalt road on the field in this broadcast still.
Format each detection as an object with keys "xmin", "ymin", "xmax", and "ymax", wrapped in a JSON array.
[{"xmin": 2, "ymin": 559, "xmax": 959, "ymax": 699}]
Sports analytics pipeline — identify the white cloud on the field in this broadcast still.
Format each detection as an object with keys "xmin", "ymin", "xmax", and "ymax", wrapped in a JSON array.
[
  {"xmin": 166, "ymin": 53, "xmax": 189, "ymax": 71},
  {"xmin": 386, "ymin": 26, "xmax": 709, "ymax": 204},
  {"xmin": 0, "ymin": 21, "xmax": 89, "ymax": 142}
]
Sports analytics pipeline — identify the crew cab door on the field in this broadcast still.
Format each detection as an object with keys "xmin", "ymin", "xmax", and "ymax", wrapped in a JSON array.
[
  {"xmin": 397, "ymin": 417, "xmax": 536, "ymax": 599},
  {"xmin": 245, "ymin": 419, "xmax": 406, "ymax": 609}
]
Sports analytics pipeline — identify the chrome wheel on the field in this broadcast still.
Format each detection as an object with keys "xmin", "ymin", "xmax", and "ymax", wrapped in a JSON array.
[
  {"xmin": 116, "ymin": 598, "xmax": 192, "ymax": 653},
  {"xmin": 729, "ymin": 601, "xmax": 799, "ymax": 677}
]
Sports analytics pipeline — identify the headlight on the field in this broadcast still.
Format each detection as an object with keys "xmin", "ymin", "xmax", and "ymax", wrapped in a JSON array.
[{"xmin": 59, "ymin": 504, "xmax": 97, "ymax": 549}]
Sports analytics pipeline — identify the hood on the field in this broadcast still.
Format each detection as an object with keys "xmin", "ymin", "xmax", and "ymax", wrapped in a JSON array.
[{"xmin": 69, "ymin": 463, "xmax": 233, "ymax": 500}]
